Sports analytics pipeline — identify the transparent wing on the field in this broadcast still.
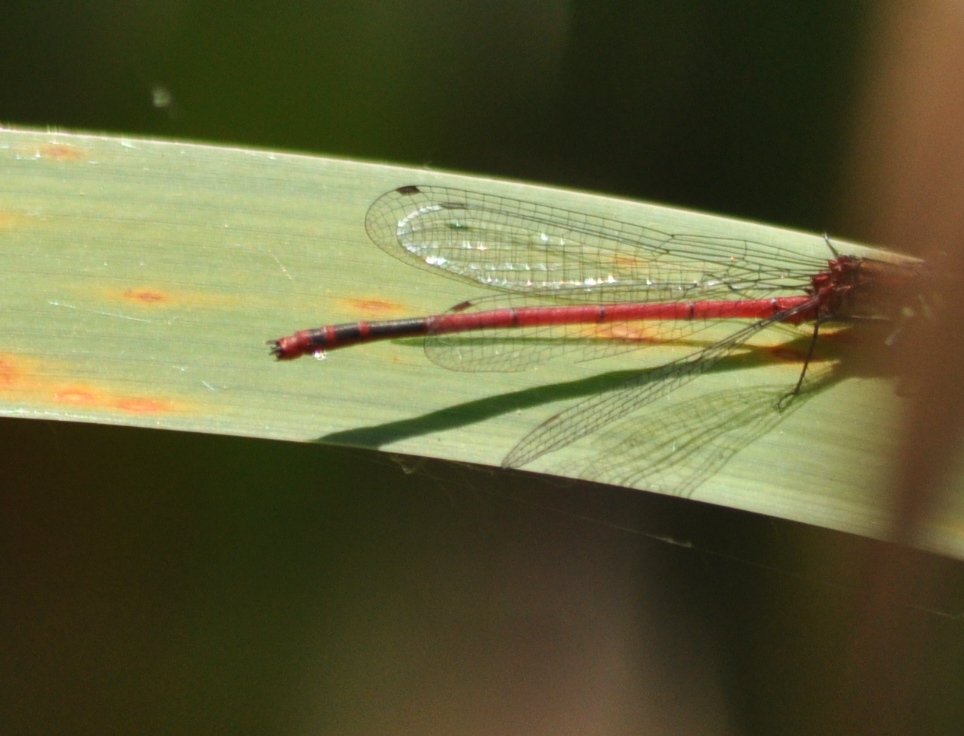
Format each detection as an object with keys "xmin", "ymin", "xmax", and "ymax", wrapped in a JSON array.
[
  {"xmin": 366, "ymin": 185, "xmax": 825, "ymax": 303},
  {"xmin": 501, "ymin": 302, "xmax": 815, "ymax": 468},
  {"xmin": 364, "ymin": 185, "xmax": 826, "ymax": 467},
  {"xmin": 578, "ymin": 363, "xmax": 835, "ymax": 496}
]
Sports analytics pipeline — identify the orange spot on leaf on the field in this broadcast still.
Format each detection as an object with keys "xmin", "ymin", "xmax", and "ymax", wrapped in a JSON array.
[
  {"xmin": 54, "ymin": 386, "xmax": 99, "ymax": 405},
  {"xmin": 114, "ymin": 397, "xmax": 171, "ymax": 413},
  {"xmin": 342, "ymin": 297, "xmax": 406, "ymax": 314},
  {"xmin": 123, "ymin": 288, "xmax": 168, "ymax": 304},
  {"xmin": 96, "ymin": 285, "xmax": 230, "ymax": 309},
  {"xmin": 0, "ymin": 354, "xmax": 186, "ymax": 415},
  {"xmin": 14, "ymin": 141, "xmax": 88, "ymax": 162},
  {"xmin": 0, "ymin": 211, "xmax": 29, "ymax": 230},
  {"xmin": 52, "ymin": 384, "xmax": 175, "ymax": 414},
  {"xmin": 613, "ymin": 254, "xmax": 643, "ymax": 268},
  {"xmin": 35, "ymin": 143, "xmax": 87, "ymax": 161},
  {"xmin": 600, "ymin": 323, "xmax": 657, "ymax": 342},
  {"xmin": 0, "ymin": 357, "xmax": 22, "ymax": 388}
]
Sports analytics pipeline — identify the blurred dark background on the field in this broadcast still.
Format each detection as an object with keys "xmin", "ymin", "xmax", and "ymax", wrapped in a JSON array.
[
  {"xmin": 2, "ymin": 1, "xmax": 871, "ymax": 232},
  {"xmin": 2, "ymin": 2, "xmax": 963, "ymax": 735}
]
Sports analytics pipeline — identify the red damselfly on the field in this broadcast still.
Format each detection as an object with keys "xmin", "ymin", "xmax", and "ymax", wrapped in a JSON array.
[{"xmin": 270, "ymin": 185, "xmax": 925, "ymax": 469}]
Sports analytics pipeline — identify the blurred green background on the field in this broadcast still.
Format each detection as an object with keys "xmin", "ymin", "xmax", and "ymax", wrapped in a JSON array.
[{"xmin": 2, "ymin": 2, "xmax": 962, "ymax": 735}]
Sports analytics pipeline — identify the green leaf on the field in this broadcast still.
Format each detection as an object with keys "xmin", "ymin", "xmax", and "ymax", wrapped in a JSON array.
[{"xmin": 1, "ymin": 127, "xmax": 959, "ymax": 556}]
